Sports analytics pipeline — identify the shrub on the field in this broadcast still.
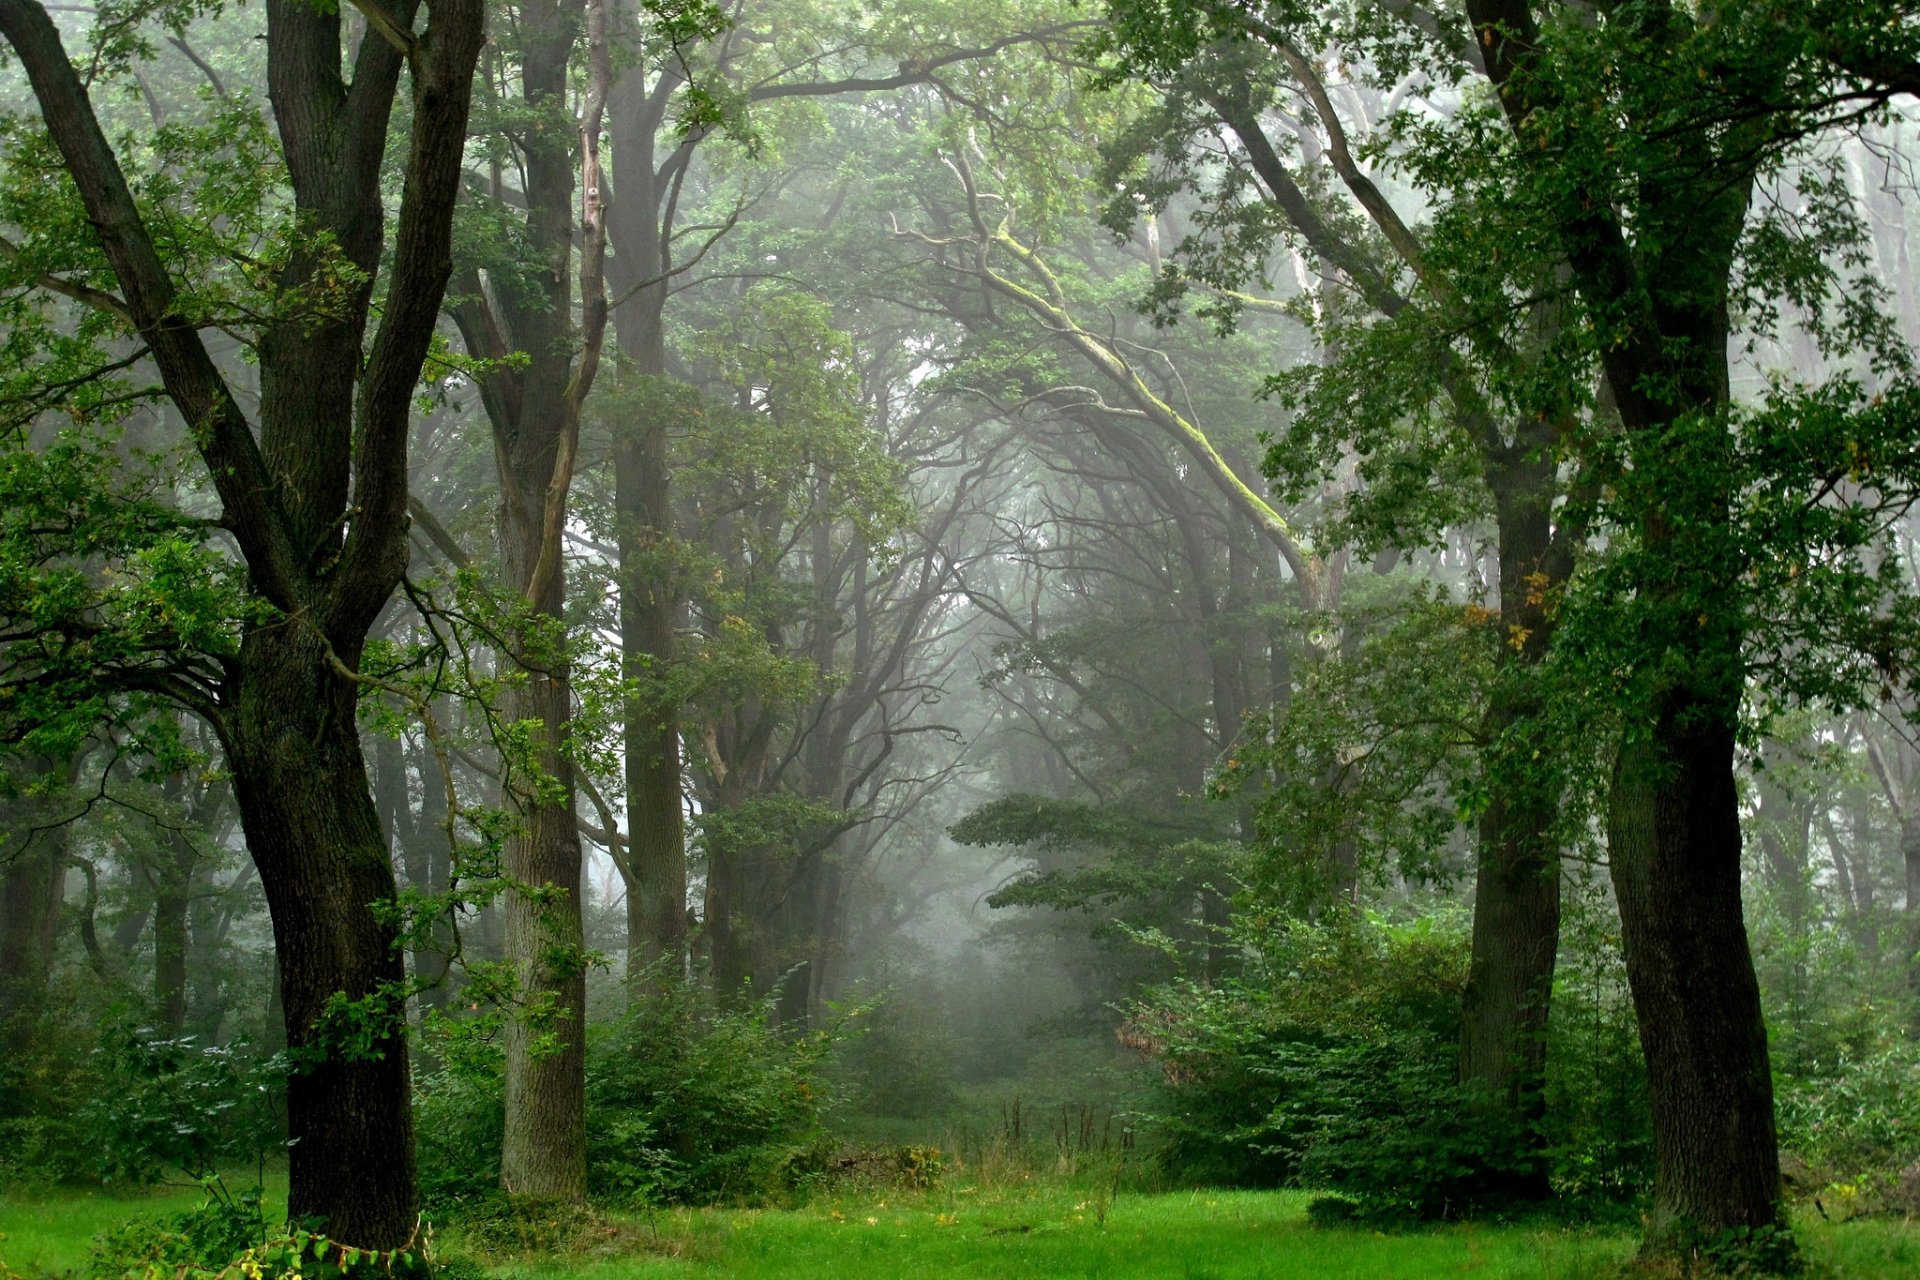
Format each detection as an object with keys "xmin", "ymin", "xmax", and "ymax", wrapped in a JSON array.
[
  {"xmin": 1775, "ymin": 1038, "xmax": 1920, "ymax": 1178},
  {"xmin": 1, "ymin": 1005, "xmax": 285, "ymax": 1191},
  {"xmin": 79, "ymin": 1026, "xmax": 286, "ymax": 1184},
  {"xmin": 1126, "ymin": 911, "xmax": 1544, "ymax": 1218},
  {"xmin": 87, "ymin": 1181, "xmax": 267, "ymax": 1280},
  {"xmin": 86, "ymin": 1179, "xmax": 439, "ymax": 1280},
  {"xmin": 414, "ymin": 974, "xmax": 844, "ymax": 1211},
  {"xmin": 585, "ymin": 979, "xmax": 841, "ymax": 1204}
]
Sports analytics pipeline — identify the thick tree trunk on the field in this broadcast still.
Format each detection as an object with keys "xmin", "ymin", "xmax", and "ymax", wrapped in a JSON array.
[
  {"xmin": 496, "ymin": 453, "xmax": 587, "ymax": 1197},
  {"xmin": 228, "ymin": 629, "xmax": 418, "ymax": 1250},
  {"xmin": 1459, "ymin": 695, "xmax": 1559, "ymax": 1193},
  {"xmin": 1608, "ymin": 697, "xmax": 1783, "ymax": 1248}
]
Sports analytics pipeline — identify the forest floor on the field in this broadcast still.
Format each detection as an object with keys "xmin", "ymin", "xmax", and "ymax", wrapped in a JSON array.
[{"xmin": 3, "ymin": 1180, "xmax": 1919, "ymax": 1279}]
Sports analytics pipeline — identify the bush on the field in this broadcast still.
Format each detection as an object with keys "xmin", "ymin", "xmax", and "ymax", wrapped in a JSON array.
[
  {"xmin": 1, "ymin": 1004, "xmax": 285, "ymax": 1190},
  {"xmin": 1126, "ymin": 911, "xmax": 1544, "ymax": 1219},
  {"xmin": 832, "ymin": 996, "xmax": 960, "ymax": 1121},
  {"xmin": 86, "ymin": 1179, "xmax": 440, "ymax": 1280},
  {"xmin": 88, "ymin": 1181, "xmax": 267, "ymax": 1280},
  {"xmin": 414, "ymin": 974, "xmax": 844, "ymax": 1211},
  {"xmin": 1775, "ymin": 1038, "xmax": 1920, "ymax": 1179},
  {"xmin": 585, "ymin": 979, "xmax": 841, "ymax": 1204},
  {"xmin": 79, "ymin": 1026, "xmax": 286, "ymax": 1184}
]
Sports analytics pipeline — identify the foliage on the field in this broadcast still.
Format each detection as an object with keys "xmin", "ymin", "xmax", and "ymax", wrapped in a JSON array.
[
  {"xmin": 415, "ymin": 975, "xmax": 844, "ymax": 1212},
  {"xmin": 0, "ymin": 1007, "xmax": 283, "ymax": 1190},
  {"xmin": 83, "ymin": 1181, "xmax": 433, "ymax": 1280},
  {"xmin": 831, "ymin": 996, "xmax": 960, "ymax": 1122},
  {"xmin": 1127, "ymin": 911, "xmax": 1564, "ymax": 1219},
  {"xmin": 584, "ymin": 978, "xmax": 846, "ymax": 1205},
  {"xmin": 86, "ymin": 1179, "xmax": 266, "ymax": 1280},
  {"xmin": 79, "ymin": 1026, "xmax": 285, "ymax": 1185},
  {"xmin": 1221, "ymin": 586, "xmax": 1495, "ymax": 910}
]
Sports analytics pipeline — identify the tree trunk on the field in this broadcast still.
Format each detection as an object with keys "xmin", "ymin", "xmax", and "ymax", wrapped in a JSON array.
[
  {"xmin": 0, "ymin": 769, "xmax": 69, "ymax": 1068},
  {"xmin": 613, "ymin": 335, "xmax": 688, "ymax": 979},
  {"xmin": 1903, "ymin": 813, "xmax": 1920, "ymax": 1030},
  {"xmin": 227, "ymin": 629, "xmax": 419, "ymax": 1249},
  {"xmin": 497, "ymin": 663, "xmax": 588, "ymax": 1199},
  {"xmin": 1608, "ymin": 697, "xmax": 1783, "ymax": 1249},
  {"xmin": 606, "ymin": 43, "xmax": 689, "ymax": 980},
  {"xmin": 1458, "ymin": 456, "xmax": 1564, "ymax": 1199},
  {"xmin": 152, "ymin": 870, "xmax": 190, "ymax": 1037}
]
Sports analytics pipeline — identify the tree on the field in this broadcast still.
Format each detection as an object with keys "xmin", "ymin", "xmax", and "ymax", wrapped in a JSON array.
[
  {"xmin": 1089, "ymin": 8, "xmax": 1588, "ymax": 1194},
  {"xmin": 1455, "ymin": 0, "xmax": 1920, "ymax": 1257},
  {"xmin": 0, "ymin": 0, "xmax": 485, "ymax": 1245},
  {"xmin": 445, "ymin": 0, "xmax": 613, "ymax": 1201}
]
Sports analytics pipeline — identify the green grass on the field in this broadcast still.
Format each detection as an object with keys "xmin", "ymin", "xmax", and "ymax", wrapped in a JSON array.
[
  {"xmin": 5, "ymin": 1182, "xmax": 1917, "ymax": 1279},
  {"xmin": 0, "ymin": 1178, "xmax": 288, "ymax": 1278}
]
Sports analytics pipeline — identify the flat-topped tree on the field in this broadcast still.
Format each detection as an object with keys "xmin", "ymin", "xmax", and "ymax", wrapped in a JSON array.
[{"xmin": 0, "ymin": 0, "xmax": 485, "ymax": 1247}]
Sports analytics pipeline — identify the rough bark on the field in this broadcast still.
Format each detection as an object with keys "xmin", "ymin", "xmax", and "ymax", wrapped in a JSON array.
[
  {"xmin": 450, "ymin": 0, "xmax": 599, "ymax": 1199},
  {"xmin": 227, "ymin": 627, "xmax": 420, "ymax": 1249},
  {"xmin": 1608, "ymin": 700, "xmax": 1782, "ymax": 1247},
  {"xmin": 1466, "ymin": 0, "xmax": 1788, "ymax": 1252}
]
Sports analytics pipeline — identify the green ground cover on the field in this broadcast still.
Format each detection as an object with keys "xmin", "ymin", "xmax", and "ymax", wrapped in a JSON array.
[{"xmin": 3, "ymin": 1182, "xmax": 1916, "ymax": 1279}]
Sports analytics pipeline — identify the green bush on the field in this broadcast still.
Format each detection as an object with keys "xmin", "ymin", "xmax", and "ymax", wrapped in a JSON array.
[
  {"xmin": 80, "ymin": 1027, "xmax": 286, "ymax": 1184},
  {"xmin": 87, "ymin": 1180, "xmax": 266, "ymax": 1280},
  {"xmin": 86, "ymin": 1179, "xmax": 438, "ymax": 1280},
  {"xmin": 415, "ymin": 975, "xmax": 843, "ymax": 1211},
  {"xmin": 831, "ymin": 995, "xmax": 960, "ymax": 1121},
  {"xmin": 0, "ymin": 1005, "xmax": 284, "ymax": 1190},
  {"xmin": 412, "ymin": 1055, "xmax": 506, "ymax": 1210},
  {"xmin": 1127, "ymin": 912, "xmax": 1545, "ymax": 1218},
  {"xmin": 585, "ymin": 979, "xmax": 841, "ymax": 1204},
  {"xmin": 1776, "ymin": 1039, "xmax": 1920, "ymax": 1178}
]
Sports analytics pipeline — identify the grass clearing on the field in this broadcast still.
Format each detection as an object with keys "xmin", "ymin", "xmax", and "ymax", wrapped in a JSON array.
[
  {"xmin": 4, "ymin": 1181, "xmax": 1917, "ymax": 1279},
  {"xmin": 0, "ymin": 1181, "xmax": 278, "ymax": 1278}
]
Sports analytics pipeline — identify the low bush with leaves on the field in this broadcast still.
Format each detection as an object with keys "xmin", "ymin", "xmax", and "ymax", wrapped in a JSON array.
[
  {"xmin": 87, "ymin": 1179, "xmax": 268, "ymax": 1280},
  {"xmin": 585, "ymin": 978, "xmax": 845, "ymax": 1204},
  {"xmin": 86, "ymin": 1179, "xmax": 434, "ymax": 1280},
  {"xmin": 1, "ymin": 1006, "xmax": 284, "ymax": 1190},
  {"xmin": 1124, "ymin": 911, "xmax": 1549, "ymax": 1219},
  {"xmin": 415, "ymin": 974, "xmax": 844, "ymax": 1212}
]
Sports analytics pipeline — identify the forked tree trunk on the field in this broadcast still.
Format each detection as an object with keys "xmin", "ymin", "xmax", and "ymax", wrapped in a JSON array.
[{"xmin": 227, "ymin": 628, "xmax": 418, "ymax": 1249}]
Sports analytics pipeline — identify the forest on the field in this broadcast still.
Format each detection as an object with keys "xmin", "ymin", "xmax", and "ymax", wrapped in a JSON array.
[{"xmin": 3, "ymin": 0, "xmax": 1920, "ymax": 1277}]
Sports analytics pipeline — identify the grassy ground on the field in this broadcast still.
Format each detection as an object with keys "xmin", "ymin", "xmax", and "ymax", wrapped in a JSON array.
[{"xmin": 3, "ymin": 1180, "xmax": 1917, "ymax": 1279}]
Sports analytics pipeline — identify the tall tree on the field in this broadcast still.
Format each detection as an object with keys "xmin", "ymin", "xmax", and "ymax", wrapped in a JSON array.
[
  {"xmin": 449, "ymin": 0, "xmax": 612, "ymax": 1200},
  {"xmin": 1459, "ymin": 0, "xmax": 1920, "ymax": 1256},
  {"xmin": 0, "ymin": 0, "xmax": 485, "ymax": 1245}
]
